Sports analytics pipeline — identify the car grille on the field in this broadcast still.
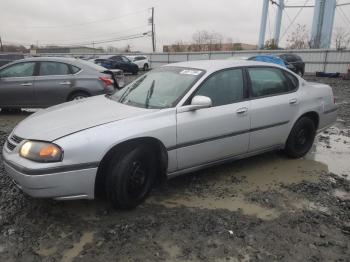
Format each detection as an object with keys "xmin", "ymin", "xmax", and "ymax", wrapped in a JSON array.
[
  {"xmin": 6, "ymin": 134, "xmax": 24, "ymax": 151},
  {"xmin": 10, "ymin": 135, "xmax": 24, "ymax": 144}
]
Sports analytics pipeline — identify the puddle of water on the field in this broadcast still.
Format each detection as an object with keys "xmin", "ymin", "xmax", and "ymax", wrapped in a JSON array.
[
  {"xmin": 231, "ymin": 156, "xmax": 327, "ymax": 191},
  {"xmin": 150, "ymin": 196, "xmax": 279, "ymax": 220},
  {"xmin": 61, "ymin": 231, "xmax": 94, "ymax": 262},
  {"xmin": 36, "ymin": 246, "xmax": 57, "ymax": 257},
  {"xmin": 292, "ymin": 199, "xmax": 329, "ymax": 214},
  {"xmin": 307, "ymin": 129, "xmax": 350, "ymax": 178}
]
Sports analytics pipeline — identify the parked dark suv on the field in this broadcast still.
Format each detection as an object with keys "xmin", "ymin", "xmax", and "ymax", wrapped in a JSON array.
[
  {"xmin": 91, "ymin": 55, "xmax": 139, "ymax": 75},
  {"xmin": 278, "ymin": 54, "xmax": 305, "ymax": 76}
]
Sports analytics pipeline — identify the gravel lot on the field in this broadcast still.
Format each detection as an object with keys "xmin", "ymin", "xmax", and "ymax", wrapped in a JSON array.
[{"xmin": 0, "ymin": 75, "xmax": 349, "ymax": 262}]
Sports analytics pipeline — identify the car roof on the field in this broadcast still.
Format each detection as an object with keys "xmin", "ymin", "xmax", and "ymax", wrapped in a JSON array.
[
  {"xmin": 16, "ymin": 57, "xmax": 79, "ymax": 63},
  {"xmin": 164, "ymin": 59, "xmax": 285, "ymax": 73}
]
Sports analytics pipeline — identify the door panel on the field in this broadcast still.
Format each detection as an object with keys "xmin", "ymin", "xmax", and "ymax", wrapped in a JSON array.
[
  {"xmin": 34, "ymin": 62, "xmax": 75, "ymax": 107},
  {"xmin": 0, "ymin": 62, "xmax": 36, "ymax": 107},
  {"xmin": 249, "ymin": 93, "xmax": 298, "ymax": 151},
  {"xmin": 176, "ymin": 102, "xmax": 251, "ymax": 170},
  {"xmin": 247, "ymin": 67, "xmax": 299, "ymax": 151},
  {"xmin": 175, "ymin": 68, "xmax": 250, "ymax": 170}
]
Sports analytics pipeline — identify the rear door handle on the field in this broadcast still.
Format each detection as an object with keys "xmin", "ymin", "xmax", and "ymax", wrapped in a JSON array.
[
  {"xmin": 236, "ymin": 107, "xmax": 248, "ymax": 115},
  {"xmin": 289, "ymin": 98, "xmax": 298, "ymax": 104},
  {"xmin": 59, "ymin": 81, "xmax": 71, "ymax": 85},
  {"xmin": 20, "ymin": 82, "xmax": 32, "ymax": 86}
]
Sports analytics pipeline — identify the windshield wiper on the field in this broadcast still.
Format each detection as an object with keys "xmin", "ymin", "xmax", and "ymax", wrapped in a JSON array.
[
  {"xmin": 145, "ymin": 80, "xmax": 155, "ymax": 109},
  {"xmin": 118, "ymin": 75, "xmax": 146, "ymax": 103}
]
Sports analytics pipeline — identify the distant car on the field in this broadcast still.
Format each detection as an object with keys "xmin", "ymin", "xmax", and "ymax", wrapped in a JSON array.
[
  {"xmin": 91, "ymin": 55, "xmax": 139, "ymax": 75},
  {"xmin": 0, "ymin": 57, "xmax": 124, "ymax": 111},
  {"xmin": 2, "ymin": 60, "xmax": 337, "ymax": 209},
  {"xmin": 247, "ymin": 55, "xmax": 297, "ymax": 73},
  {"xmin": 127, "ymin": 55, "xmax": 149, "ymax": 71},
  {"xmin": 278, "ymin": 54, "xmax": 305, "ymax": 76},
  {"xmin": 0, "ymin": 53, "xmax": 25, "ymax": 67}
]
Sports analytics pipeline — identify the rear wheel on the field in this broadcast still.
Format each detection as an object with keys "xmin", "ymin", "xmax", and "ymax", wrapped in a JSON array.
[
  {"xmin": 284, "ymin": 117, "xmax": 316, "ymax": 158},
  {"xmin": 68, "ymin": 92, "xmax": 90, "ymax": 101},
  {"xmin": 105, "ymin": 145, "xmax": 157, "ymax": 209}
]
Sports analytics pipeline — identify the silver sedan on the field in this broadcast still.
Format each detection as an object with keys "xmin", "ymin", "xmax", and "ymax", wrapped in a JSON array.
[
  {"xmin": 2, "ymin": 60, "xmax": 338, "ymax": 209},
  {"xmin": 0, "ymin": 57, "xmax": 124, "ymax": 111}
]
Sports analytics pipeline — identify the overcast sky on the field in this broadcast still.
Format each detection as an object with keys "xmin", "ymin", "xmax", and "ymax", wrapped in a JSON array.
[{"xmin": 0, "ymin": 0, "xmax": 349, "ymax": 52}]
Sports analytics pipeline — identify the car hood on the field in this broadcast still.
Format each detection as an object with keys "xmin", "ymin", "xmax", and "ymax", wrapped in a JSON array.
[{"xmin": 13, "ymin": 95, "xmax": 155, "ymax": 141}]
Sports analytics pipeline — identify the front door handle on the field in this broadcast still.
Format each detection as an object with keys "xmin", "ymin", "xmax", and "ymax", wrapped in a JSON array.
[
  {"xmin": 289, "ymin": 98, "xmax": 298, "ymax": 104},
  {"xmin": 20, "ymin": 82, "xmax": 32, "ymax": 86},
  {"xmin": 59, "ymin": 81, "xmax": 71, "ymax": 85},
  {"xmin": 236, "ymin": 107, "xmax": 248, "ymax": 115}
]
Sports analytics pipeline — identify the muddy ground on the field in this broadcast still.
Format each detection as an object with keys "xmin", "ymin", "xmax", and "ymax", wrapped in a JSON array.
[{"xmin": 0, "ymin": 76, "xmax": 349, "ymax": 262}]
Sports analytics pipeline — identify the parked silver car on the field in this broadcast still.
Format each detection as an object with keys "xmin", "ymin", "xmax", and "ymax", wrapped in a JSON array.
[
  {"xmin": 2, "ymin": 60, "xmax": 338, "ymax": 209},
  {"xmin": 0, "ymin": 57, "xmax": 124, "ymax": 111}
]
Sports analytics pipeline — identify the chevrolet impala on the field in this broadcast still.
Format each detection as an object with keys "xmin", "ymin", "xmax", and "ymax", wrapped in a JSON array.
[{"xmin": 2, "ymin": 60, "xmax": 338, "ymax": 208}]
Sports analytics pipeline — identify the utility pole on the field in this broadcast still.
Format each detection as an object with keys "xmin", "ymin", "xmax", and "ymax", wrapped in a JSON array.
[
  {"xmin": 273, "ymin": 0, "xmax": 284, "ymax": 47},
  {"xmin": 258, "ymin": 0, "xmax": 269, "ymax": 49},
  {"xmin": 151, "ymin": 7, "xmax": 156, "ymax": 52},
  {"xmin": 310, "ymin": 0, "xmax": 336, "ymax": 48},
  {"xmin": 0, "ymin": 36, "xmax": 3, "ymax": 52}
]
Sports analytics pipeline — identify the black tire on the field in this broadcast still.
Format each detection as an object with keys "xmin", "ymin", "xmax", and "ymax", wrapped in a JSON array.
[
  {"xmin": 105, "ymin": 145, "xmax": 157, "ymax": 209},
  {"xmin": 68, "ymin": 92, "xmax": 89, "ymax": 101},
  {"xmin": 132, "ymin": 70, "xmax": 138, "ymax": 75},
  {"xmin": 284, "ymin": 117, "xmax": 316, "ymax": 158},
  {"xmin": 143, "ymin": 64, "xmax": 149, "ymax": 71}
]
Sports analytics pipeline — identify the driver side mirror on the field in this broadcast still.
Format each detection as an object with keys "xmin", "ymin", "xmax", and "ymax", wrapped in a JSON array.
[{"xmin": 177, "ymin": 95, "xmax": 212, "ymax": 113}]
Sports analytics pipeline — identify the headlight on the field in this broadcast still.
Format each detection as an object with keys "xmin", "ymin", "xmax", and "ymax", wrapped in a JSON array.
[{"xmin": 20, "ymin": 141, "xmax": 63, "ymax": 163}]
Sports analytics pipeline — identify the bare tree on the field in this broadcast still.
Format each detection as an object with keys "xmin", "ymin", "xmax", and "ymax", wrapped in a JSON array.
[
  {"xmin": 192, "ymin": 30, "xmax": 223, "ymax": 51},
  {"xmin": 264, "ymin": 39, "xmax": 278, "ymax": 50},
  {"xmin": 333, "ymin": 27, "xmax": 350, "ymax": 50},
  {"xmin": 286, "ymin": 24, "xmax": 310, "ymax": 49}
]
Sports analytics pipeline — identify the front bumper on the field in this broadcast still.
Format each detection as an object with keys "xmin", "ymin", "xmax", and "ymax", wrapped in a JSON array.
[{"xmin": 2, "ymin": 157, "xmax": 97, "ymax": 200}]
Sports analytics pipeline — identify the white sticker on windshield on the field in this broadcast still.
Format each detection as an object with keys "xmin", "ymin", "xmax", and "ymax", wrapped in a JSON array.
[{"xmin": 180, "ymin": 70, "xmax": 202, "ymax": 76}]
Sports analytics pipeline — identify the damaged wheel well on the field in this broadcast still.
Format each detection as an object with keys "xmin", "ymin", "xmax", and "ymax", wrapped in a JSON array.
[{"xmin": 94, "ymin": 137, "xmax": 168, "ymax": 198}]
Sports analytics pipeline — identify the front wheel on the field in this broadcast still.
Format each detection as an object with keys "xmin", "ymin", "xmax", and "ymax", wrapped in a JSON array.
[
  {"xmin": 143, "ymin": 64, "xmax": 149, "ymax": 71},
  {"xmin": 68, "ymin": 92, "xmax": 89, "ymax": 101},
  {"xmin": 284, "ymin": 117, "xmax": 316, "ymax": 158},
  {"xmin": 105, "ymin": 146, "xmax": 156, "ymax": 209}
]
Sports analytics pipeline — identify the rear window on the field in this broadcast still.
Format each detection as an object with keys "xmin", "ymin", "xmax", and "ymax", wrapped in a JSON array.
[
  {"xmin": 71, "ymin": 65, "xmax": 81, "ymax": 74},
  {"xmin": 77, "ymin": 59, "xmax": 107, "ymax": 71}
]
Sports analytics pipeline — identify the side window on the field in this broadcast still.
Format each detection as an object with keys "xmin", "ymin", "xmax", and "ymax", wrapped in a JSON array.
[
  {"xmin": 121, "ymin": 56, "xmax": 130, "ymax": 62},
  {"xmin": 0, "ymin": 62, "xmax": 35, "ymax": 78},
  {"xmin": 284, "ymin": 71, "xmax": 299, "ymax": 90},
  {"xmin": 71, "ymin": 65, "xmax": 81, "ymax": 74},
  {"xmin": 194, "ymin": 69, "xmax": 244, "ymax": 107},
  {"xmin": 248, "ymin": 67, "xmax": 294, "ymax": 97},
  {"xmin": 39, "ymin": 62, "xmax": 70, "ymax": 76}
]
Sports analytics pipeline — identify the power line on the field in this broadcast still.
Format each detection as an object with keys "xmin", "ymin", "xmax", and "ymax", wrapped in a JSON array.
[
  {"xmin": 280, "ymin": 0, "xmax": 310, "ymax": 40},
  {"xmin": 338, "ymin": 6, "xmax": 350, "ymax": 26},
  {"xmin": 46, "ymin": 25, "xmax": 149, "ymax": 44},
  {"xmin": 7, "ymin": 9, "xmax": 148, "ymax": 29}
]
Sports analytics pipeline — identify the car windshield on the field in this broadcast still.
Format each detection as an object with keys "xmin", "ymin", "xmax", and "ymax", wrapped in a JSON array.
[{"xmin": 111, "ymin": 67, "xmax": 204, "ymax": 109}]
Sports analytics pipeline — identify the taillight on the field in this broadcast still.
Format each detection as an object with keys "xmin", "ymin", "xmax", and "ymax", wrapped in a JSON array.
[{"xmin": 99, "ymin": 76, "xmax": 114, "ymax": 87}]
